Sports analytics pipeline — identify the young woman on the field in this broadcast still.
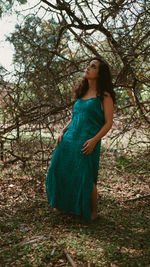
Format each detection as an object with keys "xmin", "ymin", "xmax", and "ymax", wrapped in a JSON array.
[{"xmin": 45, "ymin": 57, "xmax": 115, "ymax": 222}]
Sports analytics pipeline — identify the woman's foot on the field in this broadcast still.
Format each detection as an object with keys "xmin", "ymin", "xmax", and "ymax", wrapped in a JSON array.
[
  {"xmin": 91, "ymin": 212, "xmax": 98, "ymax": 221},
  {"xmin": 53, "ymin": 208, "xmax": 59, "ymax": 212}
]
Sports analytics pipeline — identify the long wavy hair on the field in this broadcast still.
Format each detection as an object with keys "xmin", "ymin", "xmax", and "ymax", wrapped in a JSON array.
[{"xmin": 73, "ymin": 57, "xmax": 116, "ymax": 104}]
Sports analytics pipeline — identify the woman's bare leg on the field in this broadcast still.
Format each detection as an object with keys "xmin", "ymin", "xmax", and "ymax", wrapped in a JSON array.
[
  {"xmin": 91, "ymin": 184, "xmax": 98, "ymax": 220},
  {"xmin": 53, "ymin": 208, "xmax": 59, "ymax": 212}
]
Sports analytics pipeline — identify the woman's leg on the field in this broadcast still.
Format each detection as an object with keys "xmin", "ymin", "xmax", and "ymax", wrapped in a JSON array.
[
  {"xmin": 53, "ymin": 208, "xmax": 59, "ymax": 212},
  {"xmin": 91, "ymin": 183, "xmax": 98, "ymax": 219}
]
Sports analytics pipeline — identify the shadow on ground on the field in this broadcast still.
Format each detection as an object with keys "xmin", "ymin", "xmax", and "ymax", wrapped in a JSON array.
[{"xmin": 0, "ymin": 193, "xmax": 150, "ymax": 266}]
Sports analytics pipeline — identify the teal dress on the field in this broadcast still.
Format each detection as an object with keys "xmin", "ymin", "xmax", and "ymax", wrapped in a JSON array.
[{"xmin": 45, "ymin": 96, "xmax": 105, "ymax": 221}]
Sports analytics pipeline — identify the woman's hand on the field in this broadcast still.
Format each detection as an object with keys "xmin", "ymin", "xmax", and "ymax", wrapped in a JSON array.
[
  {"xmin": 55, "ymin": 131, "xmax": 64, "ymax": 147},
  {"xmin": 81, "ymin": 138, "xmax": 97, "ymax": 155}
]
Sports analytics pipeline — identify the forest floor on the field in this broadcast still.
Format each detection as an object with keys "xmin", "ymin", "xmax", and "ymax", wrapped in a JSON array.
[{"xmin": 0, "ymin": 147, "xmax": 150, "ymax": 267}]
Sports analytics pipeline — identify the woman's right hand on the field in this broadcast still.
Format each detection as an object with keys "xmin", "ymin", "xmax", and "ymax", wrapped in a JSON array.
[{"xmin": 55, "ymin": 131, "xmax": 64, "ymax": 147}]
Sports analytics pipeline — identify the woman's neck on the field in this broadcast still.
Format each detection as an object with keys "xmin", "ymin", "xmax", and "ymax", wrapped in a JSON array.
[{"xmin": 86, "ymin": 79, "xmax": 97, "ymax": 96}]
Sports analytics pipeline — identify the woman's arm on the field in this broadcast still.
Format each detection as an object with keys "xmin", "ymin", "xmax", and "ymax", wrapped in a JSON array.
[
  {"xmin": 93, "ymin": 92, "xmax": 114, "ymax": 142},
  {"xmin": 55, "ymin": 100, "xmax": 75, "ymax": 147},
  {"xmin": 62, "ymin": 119, "xmax": 72, "ymax": 134},
  {"xmin": 55, "ymin": 119, "xmax": 71, "ymax": 147},
  {"xmin": 82, "ymin": 93, "xmax": 114, "ymax": 154}
]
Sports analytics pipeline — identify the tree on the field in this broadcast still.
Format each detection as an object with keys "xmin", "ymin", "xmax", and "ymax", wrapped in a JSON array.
[
  {"xmin": 1, "ymin": 0, "xmax": 149, "ymax": 167},
  {"xmin": 39, "ymin": 0, "xmax": 150, "ymax": 109},
  {"xmin": 0, "ymin": 15, "xmax": 79, "ymax": 166},
  {"xmin": 0, "ymin": 0, "xmax": 27, "ymax": 16}
]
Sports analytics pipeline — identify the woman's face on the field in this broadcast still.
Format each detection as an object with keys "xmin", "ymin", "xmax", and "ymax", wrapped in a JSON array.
[{"xmin": 83, "ymin": 60, "xmax": 100, "ymax": 80}]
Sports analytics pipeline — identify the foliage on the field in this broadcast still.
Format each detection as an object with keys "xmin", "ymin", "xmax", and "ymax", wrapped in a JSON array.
[
  {"xmin": 0, "ymin": 0, "xmax": 27, "ymax": 17},
  {"xmin": 6, "ymin": 15, "xmax": 74, "ymax": 102},
  {"xmin": 0, "ymin": 0, "xmax": 149, "ymax": 167}
]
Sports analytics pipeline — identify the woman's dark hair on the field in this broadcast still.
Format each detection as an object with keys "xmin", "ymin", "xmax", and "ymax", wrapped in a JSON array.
[{"xmin": 73, "ymin": 57, "xmax": 116, "ymax": 104}]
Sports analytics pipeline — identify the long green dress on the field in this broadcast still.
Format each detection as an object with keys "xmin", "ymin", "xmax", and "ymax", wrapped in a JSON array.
[{"xmin": 45, "ymin": 96, "xmax": 105, "ymax": 221}]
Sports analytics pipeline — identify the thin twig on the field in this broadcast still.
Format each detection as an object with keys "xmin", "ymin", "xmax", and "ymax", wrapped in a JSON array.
[
  {"xmin": 122, "ymin": 193, "xmax": 150, "ymax": 202},
  {"xmin": 51, "ymin": 247, "xmax": 56, "ymax": 256},
  {"xmin": 64, "ymin": 249, "xmax": 77, "ymax": 267}
]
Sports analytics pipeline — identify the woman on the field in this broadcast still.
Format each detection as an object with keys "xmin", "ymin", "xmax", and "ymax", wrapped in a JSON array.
[{"xmin": 45, "ymin": 57, "xmax": 115, "ymax": 221}]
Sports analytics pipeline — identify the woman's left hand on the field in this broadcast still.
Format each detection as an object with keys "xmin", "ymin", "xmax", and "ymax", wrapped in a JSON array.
[{"xmin": 81, "ymin": 138, "xmax": 97, "ymax": 155}]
